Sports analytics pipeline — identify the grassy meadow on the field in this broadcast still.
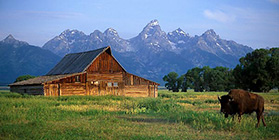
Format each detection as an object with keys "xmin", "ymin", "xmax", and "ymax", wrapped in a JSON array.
[{"xmin": 0, "ymin": 90, "xmax": 279, "ymax": 140}]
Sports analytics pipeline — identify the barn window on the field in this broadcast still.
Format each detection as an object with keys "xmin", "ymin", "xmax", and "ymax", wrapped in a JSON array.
[
  {"xmin": 75, "ymin": 76, "xmax": 80, "ymax": 82},
  {"xmin": 24, "ymin": 89, "xmax": 27, "ymax": 93},
  {"xmin": 107, "ymin": 82, "xmax": 112, "ymax": 87},
  {"xmin": 94, "ymin": 81, "xmax": 99, "ymax": 86},
  {"xmin": 113, "ymin": 82, "xmax": 118, "ymax": 87}
]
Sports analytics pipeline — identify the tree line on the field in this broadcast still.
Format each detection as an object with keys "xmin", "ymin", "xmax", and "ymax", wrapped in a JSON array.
[{"xmin": 163, "ymin": 48, "xmax": 279, "ymax": 92}]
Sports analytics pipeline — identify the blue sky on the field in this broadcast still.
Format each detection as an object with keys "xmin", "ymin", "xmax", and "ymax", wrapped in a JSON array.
[{"xmin": 0, "ymin": 0, "xmax": 278, "ymax": 49}]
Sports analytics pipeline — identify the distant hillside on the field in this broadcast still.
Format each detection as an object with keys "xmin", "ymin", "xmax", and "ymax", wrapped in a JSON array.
[
  {"xmin": 0, "ymin": 35, "xmax": 61, "ymax": 85},
  {"xmin": 43, "ymin": 20, "xmax": 253, "ymax": 84}
]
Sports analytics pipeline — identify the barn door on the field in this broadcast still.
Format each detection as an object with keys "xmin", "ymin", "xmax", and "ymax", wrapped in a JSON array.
[
  {"xmin": 90, "ymin": 84, "xmax": 99, "ymax": 96},
  {"xmin": 99, "ymin": 81, "xmax": 106, "ymax": 96},
  {"xmin": 49, "ymin": 84, "xmax": 59, "ymax": 96},
  {"xmin": 148, "ymin": 85, "xmax": 155, "ymax": 97}
]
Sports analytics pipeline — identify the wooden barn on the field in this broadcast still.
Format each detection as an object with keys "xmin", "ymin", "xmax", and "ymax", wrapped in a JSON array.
[{"xmin": 9, "ymin": 46, "xmax": 159, "ymax": 97}]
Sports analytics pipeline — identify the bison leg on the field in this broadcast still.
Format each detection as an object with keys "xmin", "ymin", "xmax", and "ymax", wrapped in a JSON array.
[
  {"xmin": 256, "ymin": 112, "xmax": 267, "ymax": 127},
  {"xmin": 256, "ymin": 113, "xmax": 261, "ymax": 128},
  {"xmin": 262, "ymin": 114, "xmax": 267, "ymax": 127}
]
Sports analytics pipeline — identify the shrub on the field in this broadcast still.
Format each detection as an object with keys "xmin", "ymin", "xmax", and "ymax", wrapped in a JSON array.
[{"xmin": 14, "ymin": 75, "xmax": 36, "ymax": 83}]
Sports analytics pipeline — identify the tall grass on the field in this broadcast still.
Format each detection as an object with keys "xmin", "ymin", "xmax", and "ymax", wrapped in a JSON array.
[{"xmin": 0, "ymin": 90, "xmax": 278, "ymax": 139}]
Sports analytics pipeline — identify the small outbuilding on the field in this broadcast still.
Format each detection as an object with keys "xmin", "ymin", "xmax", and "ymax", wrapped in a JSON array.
[{"xmin": 9, "ymin": 46, "xmax": 159, "ymax": 97}]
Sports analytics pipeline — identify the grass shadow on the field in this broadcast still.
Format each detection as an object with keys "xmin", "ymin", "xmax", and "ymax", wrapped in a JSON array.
[{"xmin": 117, "ymin": 115, "xmax": 175, "ymax": 124}]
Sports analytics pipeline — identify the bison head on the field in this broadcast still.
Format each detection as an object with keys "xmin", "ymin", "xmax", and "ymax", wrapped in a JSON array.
[{"xmin": 218, "ymin": 95, "xmax": 234, "ymax": 118}]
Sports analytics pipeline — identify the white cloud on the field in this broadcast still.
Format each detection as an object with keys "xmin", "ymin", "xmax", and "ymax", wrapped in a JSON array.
[
  {"xmin": 203, "ymin": 10, "xmax": 235, "ymax": 23},
  {"xmin": 222, "ymin": 6, "xmax": 279, "ymax": 26}
]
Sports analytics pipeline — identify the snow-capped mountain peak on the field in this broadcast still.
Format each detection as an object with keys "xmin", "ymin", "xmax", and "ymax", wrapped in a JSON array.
[
  {"xmin": 42, "ymin": 20, "xmax": 253, "ymax": 77},
  {"xmin": 175, "ymin": 28, "xmax": 186, "ymax": 35},
  {"xmin": 89, "ymin": 30, "xmax": 104, "ymax": 41},
  {"xmin": 168, "ymin": 28, "xmax": 190, "ymax": 37},
  {"xmin": 138, "ymin": 19, "xmax": 167, "ymax": 40},
  {"xmin": 200, "ymin": 29, "xmax": 220, "ymax": 43},
  {"xmin": 167, "ymin": 28, "xmax": 191, "ymax": 47},
  {"xmin": 202, "ymin": 29, "xmax": 218, "ymax": 38},
  {"xmin": 58, "ymin": 29, "xmax": 86, "ymax": 41},
  {"xmin": 142, "ymin": 19, "xmax": 161, "ymax": 31},
  {"xmin": 104, "ymin": 28, "xmax": 119, "ymax": 38},
  {"xmin": 148, "ymin": 19, "xmax": 159, "ymax": 26},
  {"xmin": 42, "ymin": 19, "xmax": 253, "ymax": 84}
]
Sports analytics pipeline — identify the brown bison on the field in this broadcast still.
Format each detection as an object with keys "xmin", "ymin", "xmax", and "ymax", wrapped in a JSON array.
[{"xmin": 218, "ymin": 89, "xmax": 266, "ymax": 127}]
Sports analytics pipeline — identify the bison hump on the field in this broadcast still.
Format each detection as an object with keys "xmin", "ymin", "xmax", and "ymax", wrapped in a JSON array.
[
  {"xmin": 248, "ymin": 92, "xmax": 258, "ymax": 99},
  {"xmin": 228, "ymin": 89, "xmax": 250, "ymax": 102}
]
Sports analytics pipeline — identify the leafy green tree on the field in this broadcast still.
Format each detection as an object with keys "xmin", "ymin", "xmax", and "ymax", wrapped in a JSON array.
[
  {"xmin": 185, "ymin": 66, "xmax": 234, "ymax": 92},
  {"xmin": 225, "ymin": 69, "xmax": 236, "ymax": 91},
  {"xmin": 163, "ymin": 72, "xmax": 182, "ymax": 92},
  {"xmin": 202, "ymin": 66, "xmax": 212, "ymax": 91},
  {"xmin": 181, "ymin": 74, "xmax": 188, "ymax": 92},
  {"xmin": 209, "ymin": 67, "xmax": 233, "ymax": 91},
  {"xmin": 185, "ymin": 67, "xmax": 204, "ymax": 92},
  {"xmin": 14, "ymin": 75, "xmax": 36, "ymax": 83},
  {"xmin": 267, "ymin": 48, "xmax": 279, "ymax": 90},
  {"xmin": 177, "ymin": 75, "xmax": 184, "ymax": 92},
  {"xmin": 233, "ymin": 64, "xmax": 247, "ymax": 89},
  {"xmin": 233, "ymin": 48, "xmax": 278, "ymax": 92}
]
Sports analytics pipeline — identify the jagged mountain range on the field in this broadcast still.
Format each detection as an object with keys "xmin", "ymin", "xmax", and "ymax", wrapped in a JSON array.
[
  {"xmin": 1, "ymin": 20, "xmax": 253, "ymax": 85},
  {"xmin": 42, "ymin": 20, "xmax": 253, "ymax": 84},
  {"xmin": 0, "ymin": 35, "xmax": 61, "ymax": 85}
]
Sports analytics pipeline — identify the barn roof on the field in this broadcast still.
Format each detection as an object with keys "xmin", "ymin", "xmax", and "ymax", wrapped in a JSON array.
[
  {"xmin": 46, "ymin": 46, "xmax": 124, "ymax": 75},
  {"xmin": 9, "ymin": 74, "xmax": 76, "ymax": 86}
]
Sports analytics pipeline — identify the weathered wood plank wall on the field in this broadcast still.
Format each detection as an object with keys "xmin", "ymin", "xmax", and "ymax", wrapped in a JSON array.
[
  {"xmin": 44, "ymin": 73, "xmax": 87, "ymax": 96},
  {"xmin": 11, "ymin": 85, "xmax": 44, "ymax": 95},
  {"xmin": 124, "ymin": 85, "xmax": 149, "ymax": 97},
  {"xmin": 86, "ymin": 51, "xmax": 124, "ymax": 74}
]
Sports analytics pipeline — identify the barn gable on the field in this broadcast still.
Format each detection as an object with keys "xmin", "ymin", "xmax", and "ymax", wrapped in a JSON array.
[
  {"xmin": 86, "ymin": 48, "xmax": 125, "ymax": 73},
  {"xmin": 46, "ymin": 46, "xmax": 123, "ymax": 75}
]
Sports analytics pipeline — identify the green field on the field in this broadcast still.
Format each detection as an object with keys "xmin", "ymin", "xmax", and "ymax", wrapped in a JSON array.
[{"xmin": 0, "ymin": 90, "xmax": 279, "ymax": 140}]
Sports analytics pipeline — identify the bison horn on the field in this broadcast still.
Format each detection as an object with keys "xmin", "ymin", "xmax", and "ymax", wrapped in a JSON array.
[{"xmin": 218, "ymin": 96, "xmax": 221, "ymax": 102}]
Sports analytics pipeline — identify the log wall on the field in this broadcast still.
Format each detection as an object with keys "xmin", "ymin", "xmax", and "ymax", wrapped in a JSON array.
[
  {"xmin": 87, "ymin": 73, "xmax": 123, "ymax": 81},
  {"xmin": 42, "ymin": 72, "xmax": 159, "ymax": 97},
  {"xmin": 44, "ymin": 73, "xmax": 87, "ymax": 96},
  {"xmin": 122, "ymin": 73, "xmax": 158, "ymax": 97},
  {"xmin": 60, "ymin": 83, "xmax": 86, "ymax": 96},
  {"xmin": 123, "ymin": 73, "xmax": 155, "ymax": 86},
  {"xmin": 42, "ymin": 70, "xmax": 158, "ymax": 97},
  {"xmin": 10, "ymin": 85, "xmax": 44, "ymax": 95},
  {"xmin": 124, "ymin": 85, "xmax": 149, "ymax": 97},
  {"xmin": 49, "ymin": 73, "xmax": 87, "ymax": 84},
  {"xmin": 86, "ymin": 73, "xmax": 124, "ymax": 96}
]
